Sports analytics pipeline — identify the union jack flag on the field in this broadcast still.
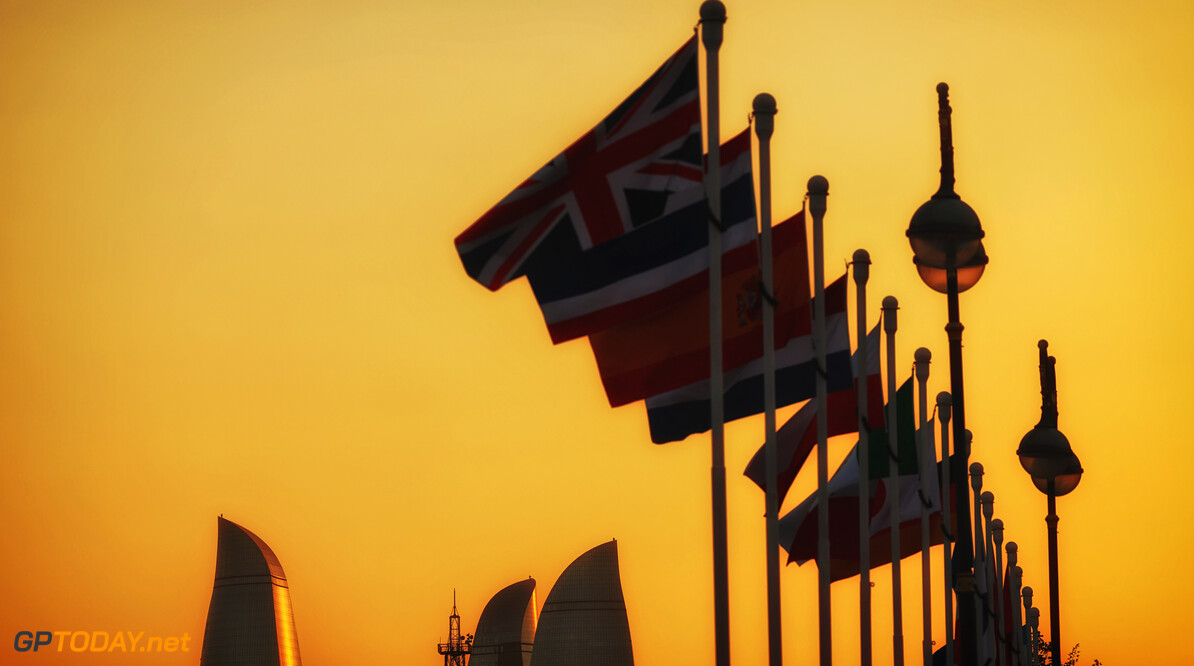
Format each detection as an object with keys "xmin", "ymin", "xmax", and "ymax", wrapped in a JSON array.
[{"xmin": 455, "ymin": 37, "xmax": 702, "ymax": 291}]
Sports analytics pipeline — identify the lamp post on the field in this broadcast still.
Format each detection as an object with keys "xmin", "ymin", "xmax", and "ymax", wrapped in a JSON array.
[
  {"xmin": 1017, "ymin": 340, "xmax": 1083, "ymax": 666},
  {"xmin": 906, "ymin": 82, "xmax": 987, "ymax": 666}
]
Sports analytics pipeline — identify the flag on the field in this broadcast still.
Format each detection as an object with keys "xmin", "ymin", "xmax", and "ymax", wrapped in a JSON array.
[
  {"xmin": 642, "ymin": 274, "xmax": 853, "ymax": 444},
  {"xmin": 528, "ymin": 130, "xmax": 757, "ymax": 343},
  {"xmin": 742, "ymin": 323, "xmax": 885, "ymax": 506},
  {"xmin": 589, "ymin": 210, "xmax": 806, "ymax": 407},
  {"xmin": 778, "ymin": 379, "xmax": 947, "ymax": 582},
  {"xmin": 455, "ymin": 37, "xmax": 703, "ymax": 294}
]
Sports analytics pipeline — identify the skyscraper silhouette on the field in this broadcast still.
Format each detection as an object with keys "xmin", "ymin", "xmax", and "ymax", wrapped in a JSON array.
[
  {"xmin": 530, "ymin": 541, "xmax": 633, "ymax": 666},
  {"xmin": 200, "ymin": 517, "xmax": 302, "ymax": 666},
  {"xmin": 470, "ymin": 578, "xmax": 537, "ymax": 666}
]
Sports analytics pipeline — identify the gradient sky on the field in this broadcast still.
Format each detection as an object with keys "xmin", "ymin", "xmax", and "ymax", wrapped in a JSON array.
[{"xmin": 2, "ymin": 1, "xmax": 1191, "ymax": 664}]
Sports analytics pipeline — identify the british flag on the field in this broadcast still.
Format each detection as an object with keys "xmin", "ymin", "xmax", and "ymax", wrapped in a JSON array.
[
  {"xmin": 527, "ymin": 130, "xmax": 756, "ymax": 343},
  {"xmin": 455, "ymin": 37, "xmax": 702, "ymax": 292}
]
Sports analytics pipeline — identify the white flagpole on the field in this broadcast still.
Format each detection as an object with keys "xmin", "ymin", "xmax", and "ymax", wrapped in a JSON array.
[
  {"xmin": 1027, "ymin": 606, "xmax": 1040, "ymax": 666},
  {"xmin": 969, "ymin": 461, "xmax": 987, "ymax": 664},
  {"xmin": 1009, "ymin": 559, "xmax": 1025, "ymax": 666},
  {"xmin": 937, "ymin": 391, "xmax": 955, "ymax": 666},
  {"xmin": 992, "ymin": 518, "xmax": 1006, "ymax": 666},
  {"xmin": 981, "ymin": 492, "xmax": 998, "ymax": 663},
  {"xmin": 915, "ymin": 348, "xmax": 933, "ymax": 666},
  {"xmin": 853, "ymin": 249, "xmax": 873, "ymax": 666},
  {"xmin": 698, "ymin": 4, "xmax": 729, "ymax": 666},
  {"xmin": 1022, "ymin": 586, "xmax": 1035, "ymax": 666},
  {"xmin": 807, "ymin": 175, "xmax": 831, "ymax": 666},
  {"xmin": 881, "ymin": 296, "xmax": 905, "ymax": 666},
  {"xmin": 752, "ymin": 93, "xmax": 782, "ymax": 666}
]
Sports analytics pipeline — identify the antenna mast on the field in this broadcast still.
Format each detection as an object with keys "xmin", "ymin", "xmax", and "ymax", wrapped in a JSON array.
[{"xmin": 436, "ymin": 590, "xmax": 471, "ymax": 666}]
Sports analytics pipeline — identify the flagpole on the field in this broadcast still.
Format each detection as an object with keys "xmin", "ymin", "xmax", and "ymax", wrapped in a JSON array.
[
  {"xmin": 699, "ymin": 5, "xmax": 730, "ymax": 666},
  {"xmin": 969, "ymin": 461, "xmax": 987, "ymax": 663},
  {"xmin": 915, "ymin": 347, "xmax": 933, "ymax": 666},
  {"xmin": 752, "ymin": 93, "xmax": 783, "ymax": 666},
  {"xmin": 981, "ymin": 491, "xmax": 998, "ymax": 662},
  {"xmin": 1027, "ymin": 606, "xmax": 1040, "ymax": 666},
  {"xmin": 937, "ymin": 391, "xmax": 955, "ymax": 666},
  {"xmin": 881, "ymin": 296, "xmax": 904, "ymax": 666},
  {"xmin": 1022, "ymin": 586, "xmax": 1035, "ymax": 666},
  {"xmin": 852, "ymin": 249, "xmax": 873, "ymax": 666},
  {"xmin": 807, "ymin": 175, "xmax": 832, "ymax": 666},
  {"xmin": 992, "ymin": 518, "xmax": 1006, "ymax": 666},
  {"xmin": 1008, "ymin": 558, "xmax": 1024, "ymax": 666}
]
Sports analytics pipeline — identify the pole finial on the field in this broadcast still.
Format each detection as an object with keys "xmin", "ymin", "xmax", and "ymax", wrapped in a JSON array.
[
  {"xmin": 699, "ymin": 1, "xmax": 725, "ymax": 49},
  {"xmin": 1035, "ymin": 340, "xmax": 1059, "ymax": 429},
  {"xmin": 915, "ymin": 348, "xmax": 931, "ymax": 380},
  {"xmin": 937, "ymin": 391, "xmax": 952, "ymax": 424},
  {"xmin": 852, "ymin": 249, "xmax": 871, "ymax": 286},
  {"xmin": 699, "ymin": 0, "xmax": 726, "ymax": 21},
  {"xmin": 881, "ymin": 295, "xmax": 898, "ymax": 333},
  {"xmin": 752, "ymin": 93, "xmax": 776, "ymax": 140},
  {"xmin": 807, "ymin": 175, "xmax": 829, "ymax": 196},
  {"xmin": 935, "ymin": 82, "xmax": 956, "ymax": 198},
  {"xmin": 806, "ymin": 175, "xmax": 828, "ymax": 219}
]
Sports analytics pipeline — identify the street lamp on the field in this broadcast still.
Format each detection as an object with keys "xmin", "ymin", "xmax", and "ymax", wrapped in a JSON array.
[
  {"xmin": 1017, "ymin": 340, "xmax": 1083, "ymax": 666},
  {"xmin": 906, "ymin": 82, "xmax": 986, "ymax": 666}
]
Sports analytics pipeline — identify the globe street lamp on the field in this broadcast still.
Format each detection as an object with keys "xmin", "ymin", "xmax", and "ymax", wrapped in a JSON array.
[
  {"xmin": 906, "ymin": 82, "xmax": 986, "ymax": 666},
  {"xmin": 1017, "ymin": 340, "xmax": 1083, "ymax": 666}
]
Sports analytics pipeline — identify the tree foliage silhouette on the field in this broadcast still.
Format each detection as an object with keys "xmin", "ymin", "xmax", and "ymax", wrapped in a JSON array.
[{"xmin": 1034, "ymin": 639, "xmax": 1102, "ymax": 666}]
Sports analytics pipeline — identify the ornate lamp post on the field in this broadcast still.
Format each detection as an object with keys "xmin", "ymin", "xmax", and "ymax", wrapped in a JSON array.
[
  {"xmin": 1017, "ymin": 340, "xmax": 1083, "ymax": 666},
  {"xmin": 906, "ymin": 82, "xmax": 987, "ymax": 666}
]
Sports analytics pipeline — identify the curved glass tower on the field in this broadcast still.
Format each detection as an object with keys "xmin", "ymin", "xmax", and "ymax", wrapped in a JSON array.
[
  {"xmin": 200, "ymin": 517, "xmax": 302, "ymax": 666},
  {"xmin": 530, "ymin": 540, "xmax": 633, "ymax": 666},
  {"xmin": 470, "ymin": 578, "xmax": 537, "ymax": 666}
]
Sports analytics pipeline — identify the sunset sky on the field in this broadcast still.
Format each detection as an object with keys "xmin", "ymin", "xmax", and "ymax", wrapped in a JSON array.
[{"xmin": 2, "ymin": 1, "xmax": 1192, "ymax": 664}]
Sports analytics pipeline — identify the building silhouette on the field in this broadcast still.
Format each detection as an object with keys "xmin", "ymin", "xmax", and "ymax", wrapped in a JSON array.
[
  {"xmin": 469, "ymin": 578, "xmax": 537, "ymax": 666},
  {"xmin": 529, "ymin": 540, "xmax": 633, "ymax": 666},
  {"xmin": 200, "ymin": 517, "xmax": 302, "ymax": 666}
]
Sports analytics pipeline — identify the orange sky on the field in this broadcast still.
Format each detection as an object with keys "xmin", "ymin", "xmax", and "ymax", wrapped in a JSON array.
[{"xmin": 2, "ymin": 1, "xmax": 1192, "ymax": 665}]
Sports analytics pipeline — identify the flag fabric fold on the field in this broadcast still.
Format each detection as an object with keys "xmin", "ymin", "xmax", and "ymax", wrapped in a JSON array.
[
  {"xmin": 455, "ymin": 38, "xmax": 710, "ymax": 319},
  {"xmin": 642, "ymin": 274, "xmax": 853, "ymax": 444},
  {"xmin": 589, "ymin": 210, "xmax": 806, "ymax": 407},
  {"xmin": 742, "ymin": 322, "xmax": 885, "ymax": 506},
  {"xmin": 778, "ymin": 379, "xmax": 950, "ymax": 582},
  {"xmin": 529, "ymin": 130, "xmax": 756, "ymax": 343}
]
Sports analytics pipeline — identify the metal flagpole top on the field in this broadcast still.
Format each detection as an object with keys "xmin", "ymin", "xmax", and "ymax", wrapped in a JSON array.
[
  {"xmin": 752, "ymin": 94, "xmax": 776, "ymax": 139},
  {"xmin": 699, "ymin": 1, "xmax": 725, "ymax": 48}
]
